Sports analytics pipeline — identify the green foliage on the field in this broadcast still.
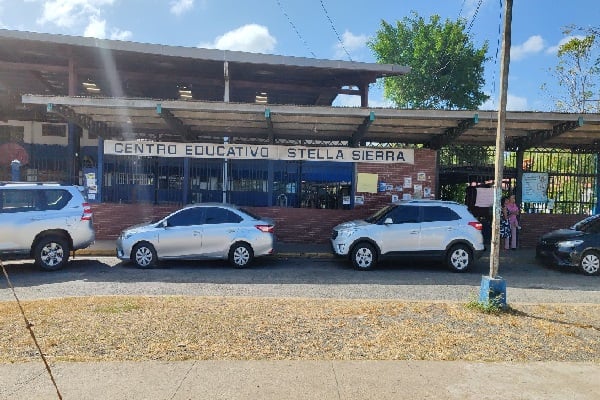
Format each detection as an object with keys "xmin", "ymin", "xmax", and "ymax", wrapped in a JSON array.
[
  {"xmin": 367, "ymin": 12, "xmax": 489, "ymax": 110},
  {"xmin": 439, "ymin": 183, "xmax": 467, "ymax": 203},
  {"xmin": 542, "ymin": 33, "xmax": 600, "ymax": 113},
  {"xmin": 465, "ymin": 294, "xmax": 507, "ymax": 315}
]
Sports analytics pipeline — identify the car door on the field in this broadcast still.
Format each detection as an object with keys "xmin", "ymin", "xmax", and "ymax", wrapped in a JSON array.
[
  {"xmin": 0, "ymin": 189, "xmax": 47, "ymax": 251},
  {"xmin": 419, "ymin": 206, "xmax": 460, "ymax": 251},
  {"xmin": 156, "ymin": 207, "xmax": 205, "ymax": 258},
  {"xmin": 376, "ymin": 205, "xmax": 421, "ymax": 255},
  {"xmin": 199, "ymin": 207, "xmax": 243, "ymax": 257}
]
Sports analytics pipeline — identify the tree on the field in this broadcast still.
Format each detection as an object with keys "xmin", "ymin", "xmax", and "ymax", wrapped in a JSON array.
[
  {"xmin": 542, "ymin": 33, "xmax": 600, "ymax": 113},
  {"xmin": 367, "ymin": 12, "xmax": 489, "ymax": 110}
]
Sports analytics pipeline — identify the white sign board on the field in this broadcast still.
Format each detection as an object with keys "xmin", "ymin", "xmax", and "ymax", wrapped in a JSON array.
[
  {"xmin": 522, "ymin": 172, "xmax": 548, "ymax": 203},
  {"xmin": 103, "ymin": 140, "xmax": 415, "ymax": 164}
]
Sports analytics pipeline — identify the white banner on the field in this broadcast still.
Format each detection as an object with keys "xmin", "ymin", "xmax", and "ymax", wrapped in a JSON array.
[{"xmin": 103, "ymin": 140, "xmax": 415, "ymax": 164}]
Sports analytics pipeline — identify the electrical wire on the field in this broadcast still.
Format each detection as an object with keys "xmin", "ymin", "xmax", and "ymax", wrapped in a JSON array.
[
  {"xmin": 319, "ymin": 0, "xmax": 353, "ymax": 61},
  {"xmin": 275, "ymin": 0, "xmax": 317, "ymax": 58}
]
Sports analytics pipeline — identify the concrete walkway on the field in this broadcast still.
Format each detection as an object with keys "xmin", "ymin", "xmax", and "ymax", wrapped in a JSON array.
[{"xmin": 1, "ymin": 360, "xmax": 599, "ymax": 400}]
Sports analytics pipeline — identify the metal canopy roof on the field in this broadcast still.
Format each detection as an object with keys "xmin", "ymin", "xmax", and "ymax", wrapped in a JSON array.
[
  {"xmin": 3, "ymin": 29, "xmax": 600, "ymax": 152},
  {"xmin": 0, "ymin": 29, "xmax": 407, "ymax": 109},
  {"xmin": 22, "ymin": 95, "xmax": 600, "ymax": 151}
]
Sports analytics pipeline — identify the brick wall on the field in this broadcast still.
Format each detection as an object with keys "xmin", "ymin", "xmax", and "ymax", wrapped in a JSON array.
[
  {"xmin": 91, "ymin": 203, "xmax": 371, "ymax": 244},
  {"xmin": 517, "ymin": 213, "xmax": 586, "ymax": 248},
  {"xmin": 355, "ymin": 148, "xmax": 438, "ymax": 211},
  {"xmin": 90, "ymin": 203, "xmax": 588, "ymax": 248}
]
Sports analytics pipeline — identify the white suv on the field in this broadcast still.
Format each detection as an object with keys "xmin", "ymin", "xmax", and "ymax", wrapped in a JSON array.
[
  {"xmin": 0, "ymin": 182, "xmax": 95, "ymax": 270},
  {"xmin": 331, "ymin": 200, "xmax": 485, "ymax": 271}
]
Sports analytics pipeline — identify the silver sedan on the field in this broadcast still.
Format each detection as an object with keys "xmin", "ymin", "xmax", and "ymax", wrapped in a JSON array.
[{"xmin": 116, "ymin": 203, "xmax": 274, "ymax": 268}]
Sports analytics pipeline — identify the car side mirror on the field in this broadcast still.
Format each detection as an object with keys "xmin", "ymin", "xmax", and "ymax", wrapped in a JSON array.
[
  {"xmin": 161, "ymin": 220, "xmax": 168, "ymax": 228},
  {"xmin": 384, "ymin": 217, "xmax": 393, "ymax": 225}
]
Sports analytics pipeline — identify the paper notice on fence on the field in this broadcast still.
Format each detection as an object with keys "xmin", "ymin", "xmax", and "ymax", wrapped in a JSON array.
[{"xmin": 475, "ymin": 187, "xmax": 494, "ymax": 207}]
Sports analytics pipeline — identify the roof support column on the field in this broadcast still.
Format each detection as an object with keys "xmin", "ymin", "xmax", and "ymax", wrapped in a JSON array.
[
  {"xmin": 67, "ymin": 56, "xmax": 81, "ymax": 185},
  {"xmin": 223, "ymin": 61, "xmax": 230, "ymax": 203},
  {"xmin": 359, "ymin": 82, "xmax": 369, "ymax": 108}
]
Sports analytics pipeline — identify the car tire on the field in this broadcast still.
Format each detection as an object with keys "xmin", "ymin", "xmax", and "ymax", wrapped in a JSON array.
[
  {"xmin": 229, "ymin": 242, "xmax": 254, "ymax": 268},
  {"xmin": 579, "ymin": 250, "xmax": 600, "ymax": 276},
  {"xmin": 351, "ymin": 242, "xmax": 377, "ymax": 270},
  {"xmin": 132, "ymin": 242, "xmax": 157, "ymax": 269},
  {"xmin": 34, "ymin": 235, "xmax": 70, "ymax": 271},
  {"xmin": 447, "ymin": 244, "xmax": 472, "ymax": 272}
]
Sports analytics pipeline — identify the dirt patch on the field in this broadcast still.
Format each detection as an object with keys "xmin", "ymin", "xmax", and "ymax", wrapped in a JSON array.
[{"xmin": 1, "ymin": 296, "xmax": 599, "ymax": 363}]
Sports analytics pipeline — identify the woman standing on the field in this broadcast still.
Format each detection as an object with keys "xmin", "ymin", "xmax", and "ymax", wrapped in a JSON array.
[{"xmin": 503, "ymin": 194, "xmax": 520, "ymax": 250}]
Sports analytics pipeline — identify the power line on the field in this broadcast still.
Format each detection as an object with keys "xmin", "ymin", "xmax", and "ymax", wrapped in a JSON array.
[
  {"xmin": 319, "ymin": 0, "xmax": 353, "ymax": 61},
  {"xmin": 275, "ymin": 0, "xmax": 317, "ymax": 58},
  {"xmin": 489, "ymin": 0, "xmax": 504, "ymax": 103}
]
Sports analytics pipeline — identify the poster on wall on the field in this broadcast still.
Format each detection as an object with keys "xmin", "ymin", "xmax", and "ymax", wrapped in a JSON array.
[
  {"xmin": 522, "ymin": 172, "xmax": 548, "ymax": 203},
  {"xmin": 356, "ymin": 173, "xmax": 378, "ymax": 193}
]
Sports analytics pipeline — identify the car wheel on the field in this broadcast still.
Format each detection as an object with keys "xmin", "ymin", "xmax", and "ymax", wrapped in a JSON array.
[
  {"xmin": 229, "ymin": 242, "xmax": 253, "ymax": 268},
  {"xmin": 351, "ymin": 242, "xmax": 377, "ymax": 270},
  {"xmin": 34, "ymin": 235, "xmax": 70, "ymax": 271},
  {"xmin": 132, "ymin": 242, "xmax": 157, "ymax": 269},
  {"xmin": 447, "ymin": 244, "xmax": 472, "ymax": 272},
  {"xmin": 579, "ymin": 250, "xmax": 600, "ymax": 276}
]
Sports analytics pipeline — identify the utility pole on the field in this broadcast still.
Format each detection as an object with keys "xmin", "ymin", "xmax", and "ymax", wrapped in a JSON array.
[{"xmin": 480, "ymin": 0, "xmax": 512, "ymax": 307}]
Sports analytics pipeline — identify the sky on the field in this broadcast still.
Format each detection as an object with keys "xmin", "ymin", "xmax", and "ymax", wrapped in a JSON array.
[{"xmin": 0, "ymin": 0, "xmax": 598, "ymax": 111}]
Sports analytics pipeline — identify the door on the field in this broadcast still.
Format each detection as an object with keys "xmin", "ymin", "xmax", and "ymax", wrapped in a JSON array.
[
  {"xmin": 199, "ymin": 206, "xmax": 244, "ymax": 257},
  {"xmin": 376, "ymin": 205, "xmax": 421, "ymax": 254},
  {"xmin": 157, "ymin": 207, "xmax": 205, "ymax": 258}
]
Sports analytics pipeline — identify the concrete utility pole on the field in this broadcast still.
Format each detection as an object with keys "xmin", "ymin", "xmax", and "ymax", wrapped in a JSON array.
[{"xmin": 480, "ymin": 0, "xmax": 512, "ymax": 307}]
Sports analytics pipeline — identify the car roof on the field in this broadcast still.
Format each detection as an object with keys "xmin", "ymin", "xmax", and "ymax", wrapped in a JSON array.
[
  {"xmin": 183, "ymin": 202, "xmax": 240, "ymax": 209},
  {"xmin": 392, "ymin": 199, "xmax": 464, "ymax": 207}
]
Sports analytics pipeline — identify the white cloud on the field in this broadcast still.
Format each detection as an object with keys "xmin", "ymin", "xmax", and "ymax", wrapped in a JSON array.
[
  {"xmin": 511, "ymin": 35, "xmax": 544, "ymax": 61},
  {"xmin": 506, "ymin": 94, "xmax": 528, "ymax": 110},
  {"xmin": 199, "ymin": 24, "xmax": 276, "ymax": 53},
  {"xmin": 170, "ymin": 0, "xmax": 194, "ymax": 16},
  {"xmin": 481, "ymin": 94, "xmax": 529, "ymax": 111},
  {"xmin": 334, "ymin": 30, "xmax": 367, "ymax": 60},
  {"xmin": 333, "ymin": 94, "xmax": 361, "ymax": 107},
  {"xmin": 37, "ymin": 0, "xmax": 115, "ymax": 28},
  {"xmin": 546, "ymin": 35, "xmax": 586, "ymax": 55},
  {"xmin": 83, "ymin": 15, "xmax": 105, "ymax": 38},
  {"xmin": 110, "ymin": 28, "xmax": 132, "ymax": 41}
]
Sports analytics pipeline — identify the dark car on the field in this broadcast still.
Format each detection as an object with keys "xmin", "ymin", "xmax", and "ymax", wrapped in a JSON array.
[{"xmin": 536, "ymin": 214, "xmax": 600, "ymax": 276}]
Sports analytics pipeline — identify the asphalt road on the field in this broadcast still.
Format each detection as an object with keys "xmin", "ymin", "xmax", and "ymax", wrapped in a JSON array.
[{"xmin": 1, "ymin": 250, "xmax": 599, "ymax": 303}]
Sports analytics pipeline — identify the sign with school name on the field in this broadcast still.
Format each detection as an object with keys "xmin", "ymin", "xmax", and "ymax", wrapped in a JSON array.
[{"xmin": 104, "ymin": 140, "xmax": 415, "ymax": 164}]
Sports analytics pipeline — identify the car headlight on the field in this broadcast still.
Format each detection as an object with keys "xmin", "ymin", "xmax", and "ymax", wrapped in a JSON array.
[{"xmin": 557, "ymin": 239, "xmax": 584, "ymax": 248}]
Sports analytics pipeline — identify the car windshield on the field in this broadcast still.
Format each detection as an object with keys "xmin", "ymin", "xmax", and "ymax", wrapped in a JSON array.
[
  {"xmin": 364, "ymin": 205, "xmax": 395, "ymax": 223},
  {"xmin": 572, "ymin": 215, "xmax": 600, "ymax": 232}
]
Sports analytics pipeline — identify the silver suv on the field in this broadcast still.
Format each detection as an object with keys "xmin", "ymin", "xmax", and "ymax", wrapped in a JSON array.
[
  {"xmin": 331, "ymin": 200, "xmax": 485, "ymax": 271},
  {"xmin": 0, "ymin": 182, "xmax": 95, "ymax": 270}
]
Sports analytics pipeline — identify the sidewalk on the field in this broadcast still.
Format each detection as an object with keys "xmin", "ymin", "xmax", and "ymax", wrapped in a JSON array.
[{"xmin": 1, "ymin": 360, "xmax": 598, "ymax": 399}]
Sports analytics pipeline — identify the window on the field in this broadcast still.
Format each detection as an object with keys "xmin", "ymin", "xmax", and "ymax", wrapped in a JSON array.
[
  {"xmin": 387, "ymin": 206, "xmax": 420, "ymax": 224},
  {"xmin": 422, "ymin": 206, "xmax": 460, "ymax": 222},
  {"xmin": 0, "ymin": 189, "xmax": 44, "ymax": 213},
  {"xmin": 204, "ymin": 207, "xmax": 242, "ymax": 224},
  {"xmin": 42, "ymin": 123, "xmax": 67, "ymax": 137},
  {"xmin": 43, "ymin": 190, "xmax": 72, "ymax": 210},
  {"xmin": 167, "ymin": 208, "xmax": 205, "ymax": 227}
]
